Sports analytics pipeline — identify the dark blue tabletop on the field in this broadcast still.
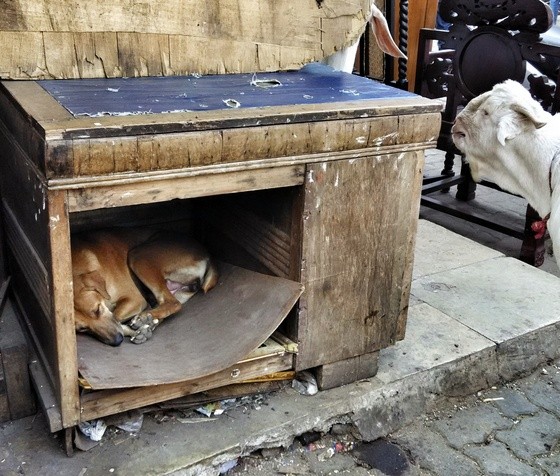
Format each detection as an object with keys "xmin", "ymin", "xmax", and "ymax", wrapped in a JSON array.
[{"xmin": 38, "ymin": 63, "xmax": 415, "ymax": 118}]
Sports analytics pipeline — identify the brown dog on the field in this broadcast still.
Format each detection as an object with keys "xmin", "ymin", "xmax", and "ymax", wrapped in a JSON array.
[{"xmin": 71, "ymin": 227, "xmax": 219, "ymax": 346}]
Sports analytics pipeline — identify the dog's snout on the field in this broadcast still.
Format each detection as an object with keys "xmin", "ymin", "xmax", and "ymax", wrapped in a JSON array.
[{"xmin": 108, "ymin": 332, "xmax": 124, "ymax": 346}]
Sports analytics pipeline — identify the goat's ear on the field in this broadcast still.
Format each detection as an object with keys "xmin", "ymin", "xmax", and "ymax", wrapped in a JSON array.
[
  {"xmin": 511, "ymin": 102, "xmax": 549, "ymax": 130},
  {"xmin": 370, "ymin": 5, "xmax": 406, "ymax": 59},
  {"xmin": 496, "ymin": 114, "xmax": 522, "ymax": 145},
  {"xmin": 496, "ymin": 102, "xmax": 550, "ymax": 145}
]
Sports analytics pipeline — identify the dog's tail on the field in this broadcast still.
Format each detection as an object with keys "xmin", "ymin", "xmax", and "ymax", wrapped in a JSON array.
[{"xmin": 202, "ymin": 260, "xmax": 219, "ymax": 293}]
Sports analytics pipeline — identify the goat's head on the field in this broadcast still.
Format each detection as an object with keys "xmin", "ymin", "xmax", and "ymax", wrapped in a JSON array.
[{"xmin": 452, "ymin": 80, "xmax": 551, "ymax": 183}]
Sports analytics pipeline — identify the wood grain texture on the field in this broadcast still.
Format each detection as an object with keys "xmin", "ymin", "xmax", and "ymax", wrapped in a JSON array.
[
  {"xmin": 40, "ymin": 113, "xmax": 441, "ymax": 179},
  {"xmin": 0, "ymin": 0, "xmax": 369, "ymax": 79},
  {"xmin": 47, "ymin": 189, "xmax": 81, "ymax": 428},
  {"xmin": 79, "ymin": 353, "xmax": 293, "ymax": 422},
  {"xmin": 295, "ymin": 151, "xmax": 424, "ymax": 371}
]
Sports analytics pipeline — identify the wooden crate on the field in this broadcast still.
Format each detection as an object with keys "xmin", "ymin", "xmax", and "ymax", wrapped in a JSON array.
[{"xmin": 0, "ymin": 65, "xmax": 441, "ymax": 432}]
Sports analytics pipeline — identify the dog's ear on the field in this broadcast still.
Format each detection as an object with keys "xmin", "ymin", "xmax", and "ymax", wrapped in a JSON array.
[{"xmin": 80, "ymin": 271, "xmax": 111, "ymax": 301}]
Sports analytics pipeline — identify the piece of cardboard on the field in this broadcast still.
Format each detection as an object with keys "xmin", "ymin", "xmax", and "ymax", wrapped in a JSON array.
[{"xmin": 77, "ymin": 263, "xmax": 303, "ymax": 389}]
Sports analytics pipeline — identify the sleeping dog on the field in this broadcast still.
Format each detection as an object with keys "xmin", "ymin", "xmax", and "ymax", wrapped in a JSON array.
[{"xmin": 72, "ymin": 227, "xmax": 218, "ymax": 346}]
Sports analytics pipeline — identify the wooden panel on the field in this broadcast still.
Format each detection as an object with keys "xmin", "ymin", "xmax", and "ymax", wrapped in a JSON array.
[
  {"xmin": 316, "ymin": 351, "xmax": 379, "ymax": 390},
  {"xmin": 40, "ymin": 98, "xmax": 442, "ymax": 142},
  {"xmin": 295, "ymin": 151, "xmax": 424, "ymax": 370},
  {"xmin": 40, "ymin": 113, "xmax": 441, "ymax": 179},
  {"xmin": 79, "ymin": 352, "xmax": 293, "ymax": 423},
  {"xmin": 64, "ymin": 164, "xmax": 305, "ymax": 212},
  {"xmin": 392, "ymin": 0, "xmax": 438, "ymax": 90},
  {"xmin": 2, "ymin": 205, "xmax": 50, "ymax": 321},
  {"xmin": 0, "ymin": 85, "xmax": 47, "ymax": 174},
  {"xmin": 204, "ymin": 207, "xmax": 293, "ymax": 278},
  {"xmin": 0, "ymin": 298, "xmax": 37, "ymax": 421},
  {"xmin": 46, "ymin": 190, "xmax": 80, "ymax": 428},
  {"xmin": 0, "ymin": 0, "xmax": 369, "ymax": 79}
]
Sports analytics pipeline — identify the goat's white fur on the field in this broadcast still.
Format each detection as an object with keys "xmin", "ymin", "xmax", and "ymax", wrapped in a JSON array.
[
  {"xmin": 452, "ymin": 79, "xmax": 560, "ymax": 266},
  {"xmin": 323, "ymin": 3, "xmax": 405, "ymax": 73}
]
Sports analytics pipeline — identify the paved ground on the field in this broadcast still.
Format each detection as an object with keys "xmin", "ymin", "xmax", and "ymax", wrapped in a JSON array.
[{"xmin": 229, "ymin": 362, "xmax": 560, "ymax": 475}]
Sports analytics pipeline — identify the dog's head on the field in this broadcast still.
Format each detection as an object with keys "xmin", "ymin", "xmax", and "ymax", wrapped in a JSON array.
[{"xmin": 73, "ymin": 270, "xmax": 124, "ymax": 346}]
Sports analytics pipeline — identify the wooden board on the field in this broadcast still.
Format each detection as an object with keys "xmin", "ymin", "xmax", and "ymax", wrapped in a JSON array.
[
  {"xmin": 295, "ymin": 150, "xmax": 425, "ymax": 370},
  {"xmin": 0, "ymin": 296, "xmax": 37, "ymax": 421},
  {"xmin": 77, "ymin": 263, "xmax": 303, "ymax": 389},
  {"xmin": 0, "ymin": 0, "xmax": 370, "ymax": 79}
]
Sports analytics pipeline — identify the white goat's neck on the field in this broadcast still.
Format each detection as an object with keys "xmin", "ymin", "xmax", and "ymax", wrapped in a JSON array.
[{"xmin": 471, "ymin": 132, "xmax": 558, "ymax": 220}]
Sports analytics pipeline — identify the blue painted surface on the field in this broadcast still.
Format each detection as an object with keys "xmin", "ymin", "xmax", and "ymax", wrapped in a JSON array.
[{"xmin": 38, "ymin": 63, "xmax": 415, "ymax": 117}]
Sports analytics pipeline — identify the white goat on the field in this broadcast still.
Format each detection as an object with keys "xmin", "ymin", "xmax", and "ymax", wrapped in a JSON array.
[
  {"xmin": 451, "ymin": 79, "xmax": 560, "ymax": 266},
  {"xmin": 323, "ymin": 3, "xmax": 406, "ymax": 73}
]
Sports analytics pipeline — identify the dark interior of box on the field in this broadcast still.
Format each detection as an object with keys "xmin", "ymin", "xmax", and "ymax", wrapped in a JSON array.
[{"xmin": 70, "ymin": 187, "xmax": 303, "ymax": 389}]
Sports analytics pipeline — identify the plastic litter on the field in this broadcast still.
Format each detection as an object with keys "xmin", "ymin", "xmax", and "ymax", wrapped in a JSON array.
[
  {"xmin": 78, "ymin": 420, "xmax": 107, "ymax": 441},
  {"xmin": 218, "ymin": 458, "xmax": 238, "ymax": 473},
  {"xmin": 292, "ymin": 371, "xmax": 318, "ymax": 395}
]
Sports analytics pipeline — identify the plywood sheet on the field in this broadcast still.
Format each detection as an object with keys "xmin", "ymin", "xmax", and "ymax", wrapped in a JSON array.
[
  {"xmin": 0, "ymin": 0, "xmax": 370, "ymax": 79},
  {"xmin": 38, "ymin": 63, "xmax": 416, "ymax": 117},
  {"xmin": 77, "ymin": 263, "xmax": 303, "ymax": 389}
]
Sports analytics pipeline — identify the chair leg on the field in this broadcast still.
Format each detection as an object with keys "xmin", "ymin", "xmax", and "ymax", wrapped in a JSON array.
[
  {"xmin": 439, "ymin": 150, "xmax": 456, "ymax": 193},
  {"xmin": 456, "ymin": 159, "xmax": 476, "ymax": 201},
  {"xmin": 519, "ymin": 204, "xmax": 546, "ymax": 267}
]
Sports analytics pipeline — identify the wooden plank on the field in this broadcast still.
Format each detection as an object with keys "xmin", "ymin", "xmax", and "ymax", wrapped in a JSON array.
[
  {"xmin": 316, "ymin": 351, "xmax": 379, "ymax": 390},
  {"xmin": 41, "ymin": 98, "xmax": 442, "ymax": 141},
  {"xmin": 29, "ymin": 358, "xmax": 63, "ymax": 432},
  {"xmin": 1, "ymin": 81, "xmax": 72, "ymax": 123},
  {"xmin": 204, "ymin": 207, "xmax": 292, "ymax": 278},
  {"xmin": 403, "ymin": 0, "xmax": 439, "ymax": 89},
  {"xmin": 393, "ymin": 151, "xmax": 425, "ymax": 340},
  {"xmin": 0, "ymin": 0, "xmax": 370, "ymax": 79},
  {"xmin": 64, "ymin": 165, "xmax": 305, "ymax": 212},
  {"xmin": 0, "ymin": 299, "xmax": 37, "ymax": 420},
  {"xmin": 296, "ymin": 151, "xmax": 424, "ymax": 371},
  {"xmin": 79, "ymin": 353, "xmax": 293, "ymax": 422},
  {"xmin": 0, "ymin": 84, "xmax": 48, "ymax": 174},
  {"xmin": 2, "ymin": 205, "xmax": 51, "ymax": 321},
  {"xmin": 46, "ymin": 190, "xmax": 80, "ymax": 428},
  {"xmin": 40, "ymin": 113, "xmax": 439, "ymax": 179}
]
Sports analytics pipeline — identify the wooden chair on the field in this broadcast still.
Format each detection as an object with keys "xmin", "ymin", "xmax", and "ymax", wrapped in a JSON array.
[{"xmin": 415, "ymin": 0, "xmax": 560, "ymax": 266}]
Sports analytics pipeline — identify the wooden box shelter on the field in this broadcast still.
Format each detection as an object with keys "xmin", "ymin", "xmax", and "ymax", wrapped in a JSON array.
[
  {"xmin": 0, "ymin": 0, "xmax": 441, "ymax": 437},
  {"xmin": 0, "ymin": 66, "xmax": 440, "ymax": 433}
]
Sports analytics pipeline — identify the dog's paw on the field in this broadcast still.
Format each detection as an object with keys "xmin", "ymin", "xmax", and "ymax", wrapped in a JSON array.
[
  {"xmin": 129, "ymin": 313, "xmax": 159, "ymax": 331},
  {"xmin": 129, "ymin": 324, "xmax": 153, "ymax": 344}
]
